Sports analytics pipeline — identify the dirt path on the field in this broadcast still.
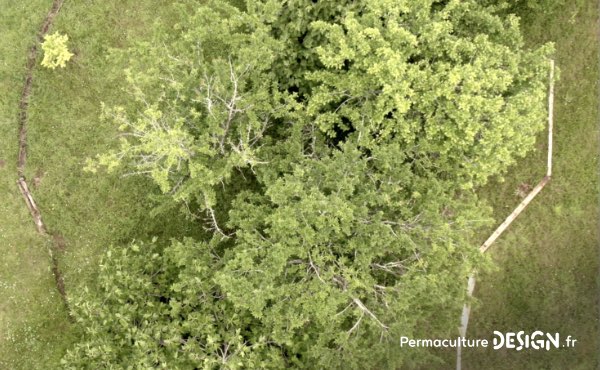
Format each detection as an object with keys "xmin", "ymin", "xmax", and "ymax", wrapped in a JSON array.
[{"xmin": 16, "ymin": 0, "xmax": 69, "ymax": 314}]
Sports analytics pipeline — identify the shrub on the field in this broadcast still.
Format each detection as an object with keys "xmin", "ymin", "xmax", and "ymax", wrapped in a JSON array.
[{"xmin": 41, "ymin": 32, "xmax": 73, "ymax": 69}]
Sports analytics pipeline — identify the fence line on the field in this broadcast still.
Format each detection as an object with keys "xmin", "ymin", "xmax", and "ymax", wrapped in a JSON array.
[{"xmin": 456, "ymin": 59, "xmax": 555, "ymax": 370}]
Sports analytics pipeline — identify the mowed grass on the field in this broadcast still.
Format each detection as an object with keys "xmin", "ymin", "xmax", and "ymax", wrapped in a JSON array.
[
  {"xmin": 1, "ymin": 1, "xmax": 204, "ymax": 368},
  {"xmin": 462, "ymin": 1, "xmax": 599, "ymax": 369}
]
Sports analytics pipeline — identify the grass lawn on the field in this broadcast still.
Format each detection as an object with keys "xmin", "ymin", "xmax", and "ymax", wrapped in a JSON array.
[{"xmin": 462, "ymin": 1, "xmax": 600, "ymax": 369}]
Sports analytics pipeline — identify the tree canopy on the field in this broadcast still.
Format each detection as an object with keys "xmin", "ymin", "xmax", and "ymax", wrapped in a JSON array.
[{"xmin": 66, "ymin": 0, "xmax": 552, "ymax": 368}]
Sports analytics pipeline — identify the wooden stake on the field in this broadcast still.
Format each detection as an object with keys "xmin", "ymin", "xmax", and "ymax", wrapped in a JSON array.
[{"xmin": 480, "ymin": 176, "xmax": 550, "ymax": 254}]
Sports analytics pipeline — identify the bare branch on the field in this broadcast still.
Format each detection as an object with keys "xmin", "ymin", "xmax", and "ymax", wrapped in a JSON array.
[
  {"xmin": 370, "ymin": 261, "xmax": 407, "ymax": 276},
  {"xmin": 335, "ymin": 302, "xmax": 353, "ymax": 317},
  {"xmin": 347, "ymin": 311, "xmax": 364, "ymax": 335},
  {"xmin": 332, "ymin": 275, "xmax": 348, "ymax": 291},
  {"xmin": 352, "ymin": 297, "xmax": 389, "ymax": 331},
  {"xmin": 308, "ymin": 252, "xmax": 326, "ymax": 284},
  {"xmin": 204, "ymin": 203, "xmax": 233, "ymax": 239}
]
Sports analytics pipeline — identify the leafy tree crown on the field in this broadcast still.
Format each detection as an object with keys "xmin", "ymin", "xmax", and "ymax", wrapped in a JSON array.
[{"xmin": 67, "ymin": 0, "xmax": 553, "ymax": 368}]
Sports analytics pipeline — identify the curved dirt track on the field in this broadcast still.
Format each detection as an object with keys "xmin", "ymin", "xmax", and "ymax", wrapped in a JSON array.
[{"xmin": 15, "ymin": 0, "xmax": 69, "ymax": 314}]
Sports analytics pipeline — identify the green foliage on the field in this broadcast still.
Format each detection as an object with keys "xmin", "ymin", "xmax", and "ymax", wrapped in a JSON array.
[
  {"xmin": 41, "ymin": 32, "xmax": 73, "ymax": 69},
  {"xmin": 69, "ymin": 0, "xmax": 554, "ymax": 368},
  {"xmin": 63, "ymin": 239, "xmax": 286, "ymax": 369},
  {"xmin": 91, "ymin": 1, "xmax": 288, "ymax": 209}
]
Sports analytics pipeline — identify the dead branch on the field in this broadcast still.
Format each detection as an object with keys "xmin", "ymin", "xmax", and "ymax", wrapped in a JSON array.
[
  {"xmin": 347, "ymin": 311, "xmax": 364, "ymax": 335},
  {"xmin": 352, "ymin": 297, "xmax": 389, "ymax": 331},
  {"xmin": 204, "ymin": 203, "xmax": 232, "ymax": 239},
  {"xmin": 17, "ymin": 178, "xmax": 47, "ymax": 235},
  {"xmin": 308, "ymin": 252, "xmax": 326, "ymax": 284},
  {"xmin": 370, "ymin": 261, "xmax": 407, "ymax": 276}
]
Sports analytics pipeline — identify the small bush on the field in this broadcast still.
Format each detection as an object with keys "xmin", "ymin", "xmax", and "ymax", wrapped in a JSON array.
[{"xmin": 41, "ymin": 32, "xmax": 73, "ymax": 69}]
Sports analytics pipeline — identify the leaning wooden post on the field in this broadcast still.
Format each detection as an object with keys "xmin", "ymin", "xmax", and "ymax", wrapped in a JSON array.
[{"xmin": 456, "ymin": 59, "xmax": 554, "ymax": 370}]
